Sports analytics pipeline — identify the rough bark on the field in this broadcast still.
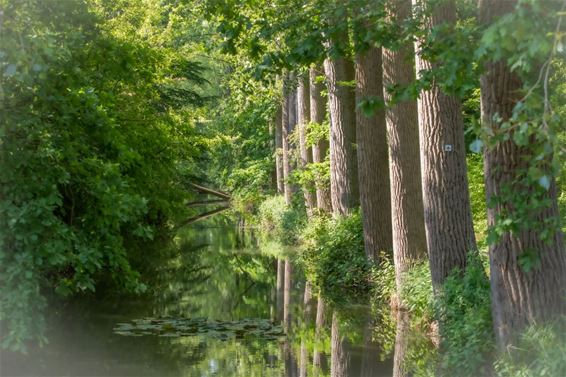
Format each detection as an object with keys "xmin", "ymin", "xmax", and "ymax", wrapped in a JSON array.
[
  {"xmin": 382, "ymin": 0, "xmax": 428, "ymax": 292},
  {"xmin": 479, "ymin": 0, "xmax": 566, "ymax": 349},
  {"xmin": 310, "ymin": 66, "xmax": 333, "ymax": 212},
  {"xmin": 324, "ymin": 36, "xmax": 359, "ymax": 215},
  {"xmin": 275, "ymin": 104, "xmax": 284, "ymax": 194},
  {"xmin": 355, "ymin": 45, "xmax": 394, "ymax": 261},
  {"xmin": 282, "ymin": 76, "xmax": 293, "ymax": 205},
  {"xmin": 413, "ymin": 0, "xmax": 477, "ymax": 291},
  {"xmin": 298, "ymin": 74, "xmax": 317, "ymax": 215}
]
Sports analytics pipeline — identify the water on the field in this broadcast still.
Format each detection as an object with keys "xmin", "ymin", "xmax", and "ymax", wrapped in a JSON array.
[{"xmin": 1, "ymin": 222, "xmax": 400, "ymax": 377}]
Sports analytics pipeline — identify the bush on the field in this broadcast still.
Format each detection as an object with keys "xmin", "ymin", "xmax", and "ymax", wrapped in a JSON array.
[
  {"xmin": 436, "ymin": 253, "xmax": 493, "ymax": 377},
  {"xmin": 257, "ymin": 196, "xmax": 305, "ymax": 245},
  {"xmin": 299, "ymin": 210, "xmax": 372, "ymax": 305}
]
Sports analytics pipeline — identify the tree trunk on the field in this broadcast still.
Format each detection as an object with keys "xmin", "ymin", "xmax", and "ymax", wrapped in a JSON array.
[
  {"xmin": 310, "ymin": 66, "xmax": 332, "ymax": 212},
  {"xmin": 383, "ymin": 0, "xmax": 428, "ymax": 292},
  {"xmin": 413, "ymin": 0, "xmax": 476, "ymax": 291},
  {"xmin": 324, "ymin": 37, "xmax": 359, "ymax": 215},
  {"xmin": 275, "ymin": 104, "xmax": 284, "ymax": 194},
  {"xmin": 355, "ymin": 45, "xmax": 393, "ymax": 261},
  {"xmin": 276, "ymin": 258, "xmax": 284, "ymax": 323},
  {"xmin": 479, "ymin": 0, "xmax": 566, "ymax": 349},
  {"xmin": 282, "ymin": 75, "xmax": 293, "ymax": 205},
  {"xmin": 298, "ymin": 74, "xmax": 317, "ymax": 215}
]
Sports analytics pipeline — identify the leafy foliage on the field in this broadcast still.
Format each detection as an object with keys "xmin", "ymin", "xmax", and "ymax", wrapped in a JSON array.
[
  {"xmin": 299, "ymin": 211, "xmax": 373, "ymax": 305},
  {"xmin": 0, "ymin": 0, "xmax": 208, "ymax": 351}
]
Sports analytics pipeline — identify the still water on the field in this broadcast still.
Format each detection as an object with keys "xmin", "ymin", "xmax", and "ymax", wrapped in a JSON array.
[{"xmin": 2, "ymin": 222, "xmax": 403, "ymax": 377}]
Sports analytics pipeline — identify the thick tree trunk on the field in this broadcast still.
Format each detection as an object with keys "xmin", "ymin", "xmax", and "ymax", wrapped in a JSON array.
[
  {"xmin": 355, "ymin": 46, "xmax": 393, "ymax": 261},
  {"xmin": 275, "ymin": 104, "xmax": 284, "ymax": 194},
  {"xmin": 310, "ymin": 66, "xmax": 332, "ymax": 212},
  {"xmin": 282, "ymin": 75, "xmax": 293, "ymax": 205},
  {"xmin": 383, "ymin": 0, "xmax": 427, "ymax": 292},
  {"xmin": 413, "ymin": 0, "xmax": 476, "ymax": 291},
  {"xmin": 324, "ymin": 39, "xmax": 359, "ymax": 215},
  {"xmin": 298, "ymin": 74, "xmax": 317, "ymax": 215},
  {"xmin": 479, "ymin": 0, "xmax": 566, "ymax": 349}
]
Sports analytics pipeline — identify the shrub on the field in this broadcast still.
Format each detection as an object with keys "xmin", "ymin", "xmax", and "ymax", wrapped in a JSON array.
[
  {"xmin": 299, "ymin": 210, "xmax": 372, "ymax": 305},
  {"xmin": 257, "ymin": 195, "xmax": 305, "ymax": 245},
  {"xmin": 436, "ymin": 253, "xmax": 494, "ymax": 377}
]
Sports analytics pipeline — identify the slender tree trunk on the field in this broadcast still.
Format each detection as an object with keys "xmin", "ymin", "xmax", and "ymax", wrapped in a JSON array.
[
  {"xmin": 324, "ymin": 36, "xmax": 359, "ymax": 215},
  {"xmin": 479, "ymin": 0, "xmax": 566, "ymax": 349},
  {"xmin": 298, "ymin": 74, "xmax": 317, "ymax": 215},
  {"xmin": 382, "ymin": 0, "xmax": 428, "ymax": 293},
  {"xmin": 275, "ymin": 104, "xmax": 284, "ymax": 194},
  {"xmin": 330, "ymin": 312, "xmax": 349, "ymax": 377},
  {"xmin": 355, "ymin": 45, "xmax": 393, "ymax": 261},
  {"xmin": 310, "ymin": 66, "xmax": 333, "ymax": 212},
  {"xmin": 282, "ymin": 75, "xmax": 293, "ymax": 205},
  {"xmin": 413, "ymin": 0, "xmax": 476, "ymax": 291}
]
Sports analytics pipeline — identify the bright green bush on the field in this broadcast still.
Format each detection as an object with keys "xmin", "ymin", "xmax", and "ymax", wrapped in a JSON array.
[
  {"xmin": 299, "ymin": 210, "xmax": 372, "ymax": 305},
  {"xmin": 257, "ymin": 196, "xmax": 305, "ymax": 245},
  {"xmin": 436, "ymin": 253, "xmax": 493, "ymax": 377}
]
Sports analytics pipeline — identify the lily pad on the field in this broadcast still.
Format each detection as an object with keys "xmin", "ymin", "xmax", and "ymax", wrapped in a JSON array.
[{"xmin": 113, "ymin": 317, "xmax": 286, "ymax": 341}]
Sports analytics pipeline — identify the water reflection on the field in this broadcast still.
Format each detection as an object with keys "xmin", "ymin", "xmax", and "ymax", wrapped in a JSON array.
[{"xmin": 2, "ymin": 223, "xmax": 405, "ymax": 376}]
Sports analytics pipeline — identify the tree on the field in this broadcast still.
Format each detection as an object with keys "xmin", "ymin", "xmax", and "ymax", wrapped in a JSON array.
[
  {"xmin": 298, "ymin": 73, "xmax": 317, "ymax": 214},
  {"xmin": 275, "ymin": 104, "xmax": 285, "ymax": 194},
  {"xmin": 324, "ymin": 28, "xmax": 359, "ymax": 215},
  {"xmin": 382, "ymin": 0, "xmax": 427, "ymax": 292},
  {"xmin": 310, "ymin": 65, "xmax": 333, "ymax": 212},
  {"xmin": 413, "ymin": 0, "xmax": 476, "ymax": 291},
  {"xmin": 282, "ymin": 74, "xmax": 294, "ymax": 205},
  {"xmin": 355, "ymin": 41, "xmax": 393, "ymax": 260},
  {"xmin": 479, "ymin": 0, "xmax": 566, "ymax": 348}
]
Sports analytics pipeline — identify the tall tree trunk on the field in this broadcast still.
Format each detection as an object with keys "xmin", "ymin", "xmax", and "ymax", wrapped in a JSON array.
[
  {"xmin": 355, "ymin": 45, "xmax": 393, "ymax": 261},
  {"xmin": 275, "ymin": 104, "xmax": 284, "ymax": 194},
  {"xmin": 413, "ymin": 0, "xmax": 476, "ymax": 291},
  {"xmin": 282, "ymin": 75, "xmax": 293, "ymax": 205},
  {"xmin": 382, "ymin": 0, "xmax": 428, "ymax": 293},
  {"xmin": 324, "ymin": 36, "xmax": 359, "ymax": 215},
  {"xmin": 310, "ymin": 66, "xmax": 332, "ymax": 212},
  {"xmin": 479, "ymin": 0, "xmax": 566, "ymax": 349},
  {"xmin": 298, "ymin": 74, "xmax": 317, "ymax": 215}
]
